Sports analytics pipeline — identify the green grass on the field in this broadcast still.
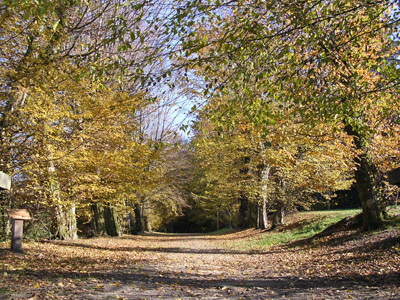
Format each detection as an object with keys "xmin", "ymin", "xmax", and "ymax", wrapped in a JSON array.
[
  {"xmin": 208, "ymin": 228, "xmax": 237, "ymax": 235},
  {"xmin": 384, "ymin": 205, "xmax": 400, "ymax": 229},
  {"xmin": 245, "ymin": 209, "xmax": 362, "ymax": 249}
]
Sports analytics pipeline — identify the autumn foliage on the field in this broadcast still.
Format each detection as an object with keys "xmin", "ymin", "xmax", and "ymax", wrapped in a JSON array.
[{"xmin": 0, "ymin": 0, "xmax": 400, "ymax": 241}]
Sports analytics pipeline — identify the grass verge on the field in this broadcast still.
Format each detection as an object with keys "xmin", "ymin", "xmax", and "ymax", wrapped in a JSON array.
[
  {"xmin": 243, "ymin": 209, "xmax": 362, "ymax": 249},
  {"xmin": 208, "ymin": 228, "xmax": 238, "ymax": 235}
]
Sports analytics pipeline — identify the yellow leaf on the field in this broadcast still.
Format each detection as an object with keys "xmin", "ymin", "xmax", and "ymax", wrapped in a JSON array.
[{"xmin": 111, "ymin": 281, "xmax": 121, "ymax": 287}]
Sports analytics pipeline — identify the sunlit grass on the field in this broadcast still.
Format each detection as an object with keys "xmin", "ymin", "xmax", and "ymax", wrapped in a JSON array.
[
  {"xmin": 241, "ymin": 209, "xmax": 362, "ymax": 249},
  {"xmin": 208, "ymin": 228, "xmax": 237, "ymax": 235},
  {"xmin": 384, "ymin": 205, "xmax": 400, "ymax": 229}
]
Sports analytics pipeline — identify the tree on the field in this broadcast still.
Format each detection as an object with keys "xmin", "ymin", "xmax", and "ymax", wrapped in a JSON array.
[
  {"xmin": 190, "ymin": 95, "xmax": 354, "ymax": 230},
  {"xmin": 0, "ymin": 0, "xmax": 182, "ymax": 238},
  {"xmin": 170, "ymin": 0, "xmax": 400, "ymax": 230}
]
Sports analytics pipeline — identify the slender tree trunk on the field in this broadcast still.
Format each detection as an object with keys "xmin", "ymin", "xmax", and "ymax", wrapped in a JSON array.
[
  {"xmin": 260, "ymin": 164, "xmax": 270, "ymax": 229},
  {"xmin": 68, "ymin": 204, "xmax": 78, "ymax": 239},
  {"xmin": 103, "ymin": 204, "xmax": 120, "ymax": 236},
  {"xmin": 256, "ymin": 205, "xmax": 262, "ymax": 229},
  {"xmin": 344, "ymin": 124, "xmax": 384, "ymax": 230},
  {"xmin": 262, "ymin": 201, "xmax": 269, "ymax": 229}
]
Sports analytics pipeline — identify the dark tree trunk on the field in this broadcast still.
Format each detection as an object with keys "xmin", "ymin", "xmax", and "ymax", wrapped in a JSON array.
[
  {"xmin": 103, "ymin": 204, "xmax": 120, "ymax": 236},
  {"xmin": 256, "ymin": 205, "xmax": 262, "ymax": 229},
  {"xmin": 129, "ymin": 212, "xmax": 136, "ymax": 234},
  {"xmin": 344, "ymin": 124, "xmax": 384, "ymax": 231},
  {"xmin": 354, "ymin": 154, "xmax": 385, "ymax": 230},
  {"xmin": 249, "ymin": 202, "xmax": 258, "ymax": 228},
  {"xmin": 239, "ymin": 193, "xmax": 250, "ymax": 228},
  {"xmin": 91, "ymin": 202, "xmax": 104, "ymax": 236},
  {"xmin": 133, "ymin": 203, "xmax": 143, "ymax": 234}
]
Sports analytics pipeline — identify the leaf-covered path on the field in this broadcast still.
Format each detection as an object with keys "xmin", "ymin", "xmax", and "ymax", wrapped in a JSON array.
[{"xmin": 1, "ymin": 228, "xmax": 400, "ymax": 299}]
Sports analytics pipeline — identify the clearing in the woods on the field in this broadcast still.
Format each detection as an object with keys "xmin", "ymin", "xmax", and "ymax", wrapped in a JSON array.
[{"xmin": 1, "ymin": 210, "xmax": 399, "ymax": 300}]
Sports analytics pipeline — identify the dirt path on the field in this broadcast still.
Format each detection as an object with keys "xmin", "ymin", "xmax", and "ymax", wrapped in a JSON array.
[{"xmin": 1, "ymin": 229, "xmax": 400, "ymax": 299}]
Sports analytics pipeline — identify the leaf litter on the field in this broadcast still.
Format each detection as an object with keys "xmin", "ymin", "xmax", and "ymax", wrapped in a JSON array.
[{"xmin": 0, "ymin": 223, "xmax": 399, "ymax": 299}]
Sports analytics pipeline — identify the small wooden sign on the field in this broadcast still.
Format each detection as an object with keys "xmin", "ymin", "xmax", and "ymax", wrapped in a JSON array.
[
  {"xmin": 6, "ymin": 209, "xmax": 32, "ymax": 220},
  {"xmin": 6, "ymin": 209, "xmax": 31, "ymax": 252}
]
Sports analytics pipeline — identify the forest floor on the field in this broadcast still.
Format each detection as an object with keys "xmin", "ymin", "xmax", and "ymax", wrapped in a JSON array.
[{"xmin": 1, "ymin": 211, "xmax": 400, "ymax": 299}]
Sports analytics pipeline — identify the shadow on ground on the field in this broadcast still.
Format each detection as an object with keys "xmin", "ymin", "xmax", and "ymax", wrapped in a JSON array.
[{"xmin": 3, "ymin": 262, "xmax": 400, "ymax": 299}]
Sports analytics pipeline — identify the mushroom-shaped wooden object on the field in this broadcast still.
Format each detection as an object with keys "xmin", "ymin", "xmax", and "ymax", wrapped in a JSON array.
[{"xmin": 6, "ymin": 209, "xmax": 31, "ymax": 252}]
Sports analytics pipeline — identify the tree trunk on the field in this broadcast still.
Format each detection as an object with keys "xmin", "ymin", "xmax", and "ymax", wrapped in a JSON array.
[
  {"xmin": 262, "ymin": 200, "xmax": 269, "ymax": 229},
  {"xmin": 250, "ymin": 202, "xmax": 258, "ymax": 228},
  {"xmin": 239, "ymin": 192, "xmax": 250, "ymax": 228},
  {"xmin": 144, "ymin": 215, "xmax": 151, "ymax": 232},
  {"xmin": 133, "ymin": 202, "xmax": 143, "ymax": 234},
  {"xmin": 354, "ymin": 154, "xmax": 385, "ymax": 230},
  {"xmin": 91, "ymin": 202, "xmax": 104, "ymax": 236},
  {"xmin": 68, "ymin": 204, "xmax": 78, "ymax": 239},
  {"xmin": 103, "ymin": 204, "xmax": 120, "ymax": 236},
  {"xmin": 260, "ymin": 164, "xmax": 270, "ymax": 229},
  {"xmin": 129, "ymin": 212, "xmax": 136, "ymax": 234},
  {"xmin": 256, "ymin": 205, "xmax": 262, "ymax": 229},
  {"xmin": 271, "ymin": 204, "xmax": 285, "ymax": 229},
  {"xmin": 49, "ymin": 160, "xmax": 77, "ymax": 240},
  {"xmin": 344, "ymin": 124, "xmax": 384, "ymax": 230},
  {"xmin": 55, "ymin": 204, "xmax": 78, "ymax": 240}
]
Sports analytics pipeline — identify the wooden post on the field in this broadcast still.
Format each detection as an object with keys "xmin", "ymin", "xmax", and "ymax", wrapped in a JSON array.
[
  {"xmin": 6, "ymin": 209, "xmax": 31, "ymax": 252},
  {"xmin": 11, "ymin": 219, "xmax": 24, "ymax": 251}
]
